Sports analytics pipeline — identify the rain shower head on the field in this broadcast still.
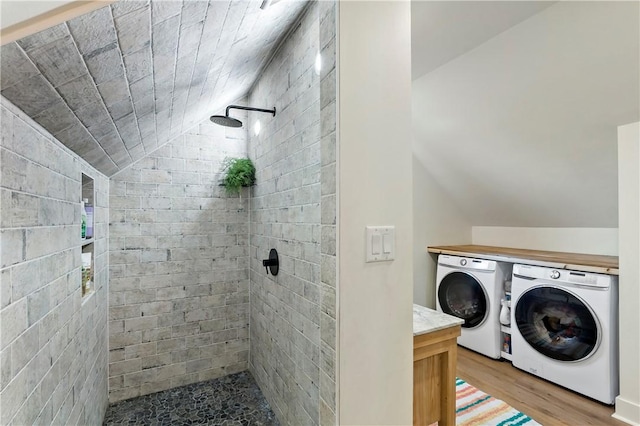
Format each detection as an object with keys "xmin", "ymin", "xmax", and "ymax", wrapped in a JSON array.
[
  {"xmin": 210, "ymin": 105, "xmax": 276, "ymax": 128},
  {"xmin": 210, "ymin": 115, "xmax": 243, "ymax": 127}
]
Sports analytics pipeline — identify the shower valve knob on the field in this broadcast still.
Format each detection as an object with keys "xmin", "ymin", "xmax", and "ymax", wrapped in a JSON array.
[{"xmin": 262, "ymin": 249, "xmax": 279, "ymax": 276}]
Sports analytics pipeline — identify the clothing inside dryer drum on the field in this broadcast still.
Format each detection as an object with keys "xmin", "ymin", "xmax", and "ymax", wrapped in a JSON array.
[
  {"xmin": 515, "ymin": 286, "xmax": 599, "ymax": 362},
  {"xmin": 438, "ymin": 271, "xmax": 487, "ymax": 328}
]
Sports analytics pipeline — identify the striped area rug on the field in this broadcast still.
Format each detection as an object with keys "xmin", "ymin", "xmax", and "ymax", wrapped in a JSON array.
[{"xmin": 443, "ymin": 378, "xmax": 541, "ymax": 425}]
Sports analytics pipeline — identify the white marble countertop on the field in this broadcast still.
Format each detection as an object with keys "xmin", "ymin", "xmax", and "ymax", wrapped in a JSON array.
[{"xmin": 413, "ymin": 304, "xmax": 464, "ymax": 336}]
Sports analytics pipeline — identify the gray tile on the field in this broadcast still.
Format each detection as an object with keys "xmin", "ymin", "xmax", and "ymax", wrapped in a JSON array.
[
  {"xmin": 180, "ymin": 1, "xmax": 208, "ymax": 27},
  {"xmin": 67, "ymin": 6, "xmax": 118, "ymax": 56},
  {"xmin": 97, "ymin": 76, "xmax": 130, "ymax": 107},
  {"xmin": 87, "ymin": 117, "xmax": 119, "ymax": 140},
  {"xmin": 114, "ymin": 6, "xmax": 151, "ymax": 55},
  {"xmin": 84, "ymin": 42, "xmax": 126, "ymax": 85},
  {"xmin": 0, "ymin": 228, "xmax": 25, "ymax": 269},
  {"xmin": 56, "ymin": 75, "xmax": 102, "ymax": 110},
  {"xmin": 0, "ymin": 94, "xmax": 112, "ymax": 423},
  {"xmin": 99, "ymin": 131, "xmax": 126, "ymax": 152},
  {"xmin": 0, "ymin": 105, "xmax": 13, "ymax": 147},
  {"xmin": 116, "ymin": 158, "xmax": 134, "ymax": 170},
  {"xmin": 54, "ymin": 121, "xmax": 96, "ymax": 152},
  {"xmin": 151, "ymin": 53, "xmax": 175, "ymax": 84},
  {"xmin": 75, "ymin": 101, "xmax": 111, "ymax": 128},
  {"xmin": 190, "ymin": 55, "xmax": 210, "ymax": 85},
  {"xmin": 123, "ymin": 47, "xmax": 152, "ymax": 84},
  {"xmin": 155, "ymin": 94, "xmax": 172, "ymax": 116},
  {"xmin": 134, "ymin": 95, "xmax": 154, "ymax": 117},
  {"xmin": 16, "ymin": 23, "xmax": 69, "ymax": 51},
  {"xmin": 32, "ymin": 101, "xmax": 78, "ymax": 135},
  {"xmin": 141, "ymin": 134, "xmax": 157, "ymax": 152},
  {"xmin": 107, "ymin": 99, "xmax": 135, "ymax": 121},
  {"xmin": 83, "ymin": 143, "xmax": 108, "ymax": 163},
  {"xmin": 154, "ymin": 108, "xmax": 171, "ymax": 139},
  {"xmin": 27, "ymin": 36, "xmax": 86, "ymax": 88},
  {"xmin": 129, "ymin": 75, "xmax": 153, "ymax": 104},
  {"xmin": 0, "ymin": 298, "xmax": 27, "ymax": 350},
  {"xmin": 201, "ymin": 1, "xmax": 230, "ymax": 40},
  {"xmin": 115, "ymin": 113, "xmax": 141, "ymax": 148},
  {"xmin": 74, "ymin": 138, "xmax": 105, "ymax": 159},
  {"xmin": 0, "ymin": 43, "xmax": 40, "ymax": 89},
  {"xmin": 99, "ymin": 133, "xmax": 132, "ymax": 166},
  {"xmin": 177, "ymin": 21, "xmax": 204, "ymax": 59},
  {"xmin": 151, "ymin": 0, "xmax": 182, "ymax": 24},
  {"xmin": 1, "ymin": 75, "xmax": 59, "ymax": 116},
  {"xmin": 137, "ymin": 112, "xmax": 155, "ymax": 137},
  {"xmin": 128, "ymin": 143, "xmax": 146, "ymax": 160},
  {"xmin": 111, "ymin": 150, "xmax": 134, "ymax": 167},
  {"xmin": 0, "ymin": 267, "xmax": 10, "ymax": 310},
  {"xmin": 0, "ymin": 0, "xmax": 310, "ymax": 180},
  {"xmin": 111, "ymin": 0, "xmax": 150, "ymax": 18},
  {"xmin": 0, "ymin": 346, "xmax": 11, "ymax": 391},
  {"xmin": 173, "ymin": 59, "xmax": 195, "ymax": 92},
  {"xmin": 93, "ymin": 154, "xmax": 120, "ymax": 175},
  {"xmin": 27, "ymin": 287, "xmax": 50, "ymax": 326},
  {"xmin": 151, "ymin": 15, "xmax": 180, "ymax": 56}
]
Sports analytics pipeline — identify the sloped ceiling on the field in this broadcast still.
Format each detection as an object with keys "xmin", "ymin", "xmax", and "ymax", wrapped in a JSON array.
[
  {"xmin": 411, "ymin": 1, "xmax": 555, "ymax": 79},
  {"xmin": 412, "ymin": 1, "xmax": 639, "ymax": 228},
  {"xmin": 0, "ymin": 0, "xmax": 308, "ymax": 176}
]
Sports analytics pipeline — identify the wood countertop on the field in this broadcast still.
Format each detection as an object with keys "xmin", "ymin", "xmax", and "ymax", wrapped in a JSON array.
[{"xmin": 427, "ymin": 244, "xmax": 619, "ymax": 275}]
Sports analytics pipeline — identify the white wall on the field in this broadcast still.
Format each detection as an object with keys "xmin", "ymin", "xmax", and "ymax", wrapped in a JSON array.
[
  {"xmin": 0, "ymin": 1, "xmax": 73, "ymax": 29},
  {"xmin": 338, "ymin": 2, "xmax": 413, "ymax": 424},
  {"xmin": 614, "ymin": 122, "xmax": 640, "ymax": 425},
  {"xmin": 472, "ymin": 227, "xmax": 618, "ymax": 256},
  {"xmin": 413, "ymin": 155, "xmax": 471, "ymax": 308},
  {"xmin": 412, "ymin": 1, "xmax": 639, "ymax": 229}
]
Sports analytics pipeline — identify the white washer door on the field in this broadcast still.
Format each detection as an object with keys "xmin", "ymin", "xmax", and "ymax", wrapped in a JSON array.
[
  {"xmin": 514, "ymin": 285, "xmax": 600, "ymax": 362},
  {"xmin": 438, "ymin": 271, "xmax": 489, "ymax": 329}
]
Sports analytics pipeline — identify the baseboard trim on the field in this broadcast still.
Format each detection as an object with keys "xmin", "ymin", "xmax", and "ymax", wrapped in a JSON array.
[{"xmin": 613, "ymin": 396, "xmax": 640, "ymax": 425}]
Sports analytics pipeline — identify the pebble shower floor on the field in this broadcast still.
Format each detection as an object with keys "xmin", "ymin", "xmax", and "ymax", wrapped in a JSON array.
[{"xmin": 103, "ymin": 372, "xmax": 279, "ymax": 425}]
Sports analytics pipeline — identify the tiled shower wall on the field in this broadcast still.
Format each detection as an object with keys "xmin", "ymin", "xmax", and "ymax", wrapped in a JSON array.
[
  {"xmin": 0, "ymin": 98, "xmax": 110, "ymax": 424},
  {"xmin": 248, "ymin": 1, "xmax": 337, "ymax": 424},
  {"xmin": 318, "ymin": 2, "xmax": 338, "ymax": 423},
  {"xmin": 107, "ymin": 115, "xmax": 250, "ymax": 402}
]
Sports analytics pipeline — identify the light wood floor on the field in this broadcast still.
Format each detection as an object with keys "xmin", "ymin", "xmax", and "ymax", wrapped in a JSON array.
[{"xmin": 457, "ymin": 347, "xmax": 626, "ymax": 426}]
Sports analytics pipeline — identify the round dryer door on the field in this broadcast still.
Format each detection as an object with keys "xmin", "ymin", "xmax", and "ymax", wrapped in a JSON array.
[
  {"xmin": 438, "ymin": 271, "xmax": 488, "ymax": 328},
  {"xmin": 514, "ymin": 286, "xmax": 599, "ymax": 362}
]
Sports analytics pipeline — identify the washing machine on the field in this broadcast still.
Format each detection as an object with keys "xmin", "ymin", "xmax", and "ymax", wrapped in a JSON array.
[
  {"xmin": 511, "ymin": 263, "xmax": 618, "ymax": 404},
  {"xmin": 436, "ymin": 254, "xmax": 510, "ymax": 359}
]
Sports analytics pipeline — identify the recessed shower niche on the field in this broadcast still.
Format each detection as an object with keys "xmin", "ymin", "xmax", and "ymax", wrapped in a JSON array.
[{"xmin": 81, "ymin": 172, "xmax": 94, "ymax": 298}]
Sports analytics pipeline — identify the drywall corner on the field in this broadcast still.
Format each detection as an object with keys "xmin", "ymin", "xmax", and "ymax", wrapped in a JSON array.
[
  {"xmin": 338, "ymin": 2, "xmax": 413, "ymax": 424},
  {"xmin": 616, "ymin": 121, "xmax": 640, "ymax": 425}
]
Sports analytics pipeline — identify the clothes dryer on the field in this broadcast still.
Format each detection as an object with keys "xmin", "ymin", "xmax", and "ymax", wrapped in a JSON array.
[
  {"xmin": 511, "ymin": 264, "xmax": 618, "ymax": 404},
  {"xmin": 436, "ymin": 255, "xmax": 510, "ymax": 359}
]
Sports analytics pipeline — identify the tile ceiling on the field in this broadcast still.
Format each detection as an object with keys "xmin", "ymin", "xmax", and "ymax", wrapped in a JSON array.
[{"xmin": 0, "ymin": 0, "xmax": 309, "ymax": 176}]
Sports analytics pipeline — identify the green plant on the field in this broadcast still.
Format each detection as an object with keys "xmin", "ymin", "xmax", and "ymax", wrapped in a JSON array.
[{"xmin": 221, "ymin": 157, "xmax": 256, "ymax": 195}]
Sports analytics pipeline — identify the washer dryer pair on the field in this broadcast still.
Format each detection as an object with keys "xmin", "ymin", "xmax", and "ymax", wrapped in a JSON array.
[
  {"xmin": 436, "ymin": 255, "xmax": 511, "ymax": 359},
  {"xmin": 510, "ymin": 264, "xmax": 618, "ymax": 404}
]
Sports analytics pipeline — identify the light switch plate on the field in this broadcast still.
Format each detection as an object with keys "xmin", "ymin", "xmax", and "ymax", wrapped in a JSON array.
[{"xmin": 366, "ymin": 226, "xmax": 395, "ymax": 262}]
